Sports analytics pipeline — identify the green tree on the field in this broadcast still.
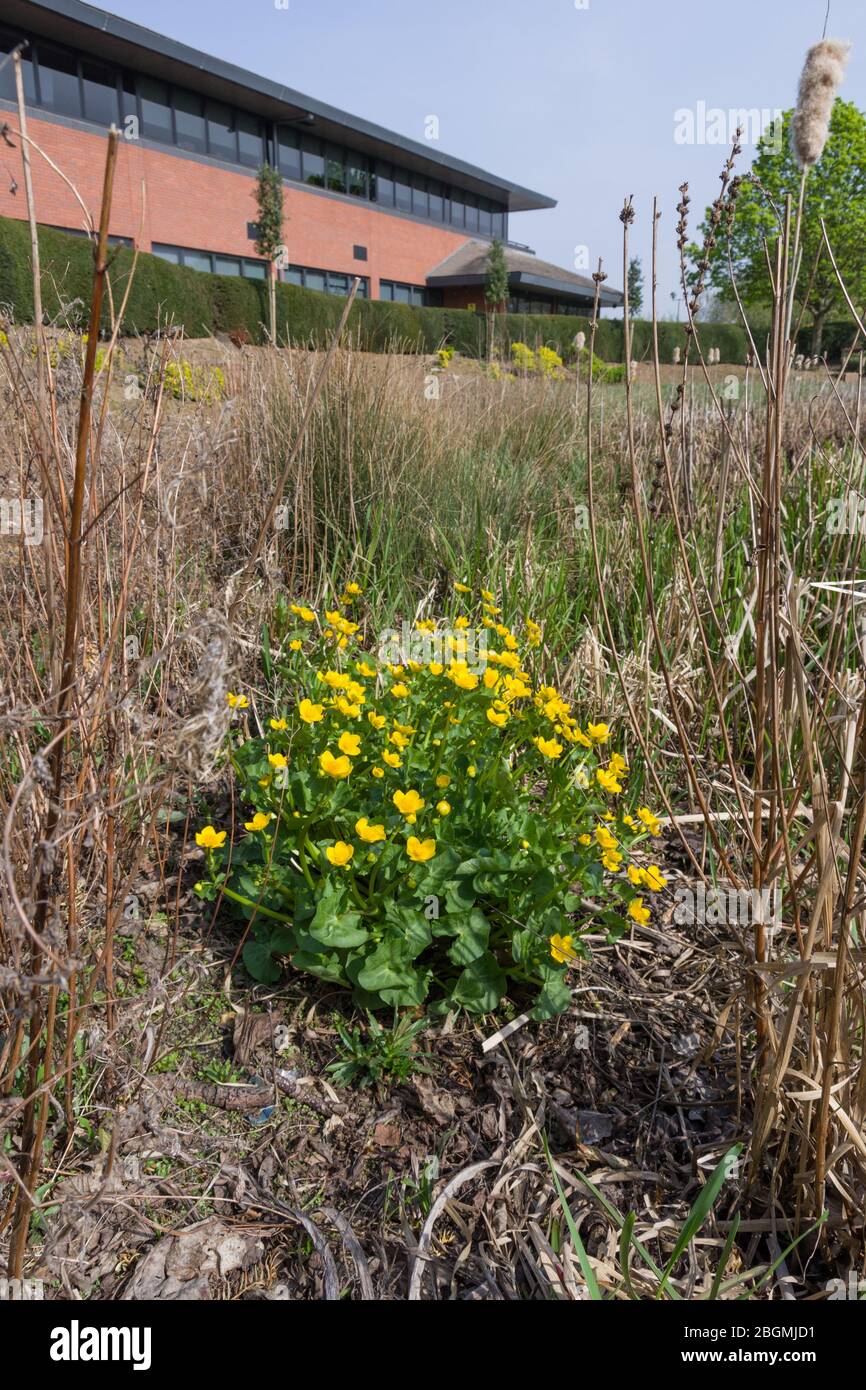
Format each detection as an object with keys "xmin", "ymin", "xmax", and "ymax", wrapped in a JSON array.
[
  {"xmin": 484, "ymin": 238, "xmax": 510, "ymax": 360},
  {"xmin": 690, "ymin": 101, "xmax": 866, "ymax": 353},
  {"xmin": 254, "ymin": 163, "xmax": 286, "ymax": 345},
  {"xmin": 626, "ymin": 256, "xmax": 643, "ymax": 315}
]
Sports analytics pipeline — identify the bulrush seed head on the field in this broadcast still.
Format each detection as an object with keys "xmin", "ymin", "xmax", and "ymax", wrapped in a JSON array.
[{"xmin": 791, "ymin": 39, "xmax": 851, "ymax": 167}]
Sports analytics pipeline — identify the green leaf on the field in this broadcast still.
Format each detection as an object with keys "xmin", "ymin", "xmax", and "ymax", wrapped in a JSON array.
[
  {"xmin": 243, "ymin": 940, "xmax": 282, "ymax": 983},
  {"xmin": 353, "ymin": 940, "xmax": 417, "ymax": 994},
  {"xmin": 530, "ymin": 971, "xmax": 573, "ymax": 1020},
  {"xmin": 308, "ymin": 881, "xmax": 369, "ymax": 948},
  {"xmin": 444, "ymin": 875, "xmax": 476, "ymax": 914},
  {"xmin": 450, "ymin": 951, "xmax": 506, "ymax": 1013},
  {"xmin": 445, "ymin": 909, "xmax": 490, "ymax": 966},
  {"xmin": 383, "ymin": 904, "xmax": 432, "ymax": 958}
]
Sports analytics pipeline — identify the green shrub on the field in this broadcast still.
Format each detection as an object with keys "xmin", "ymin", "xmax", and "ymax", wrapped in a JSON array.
[
  {"xmin": 0, "ymin": 216, "xmax": 750, "ymax": 363},
  {"xmin": 194, "ymin": 583, "xmax": 668, "ymax": 1018}
]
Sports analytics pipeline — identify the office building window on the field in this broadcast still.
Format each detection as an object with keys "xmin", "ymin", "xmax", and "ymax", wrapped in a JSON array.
[
  {"xmin": 379, "ymin": 280, "xmax": 427, "ymax": 308},
  {"xmin": 287, "ymin": 265, "xmax": 368, "ymax": 298},
  {"xmin": 0, "ymin": 26, "xmax": 509, "ymax": 237}
]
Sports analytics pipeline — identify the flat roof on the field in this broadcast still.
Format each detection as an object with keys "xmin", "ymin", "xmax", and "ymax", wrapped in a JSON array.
[
  {"xmin": 5, "ymin": 0, "xmax": 558, "ymax": 213},
  {"xmin": 427, "ymin": 240, "xmax": 624, "ymax": 307}
]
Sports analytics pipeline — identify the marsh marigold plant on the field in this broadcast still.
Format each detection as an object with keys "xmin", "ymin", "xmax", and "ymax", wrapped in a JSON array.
[{"xmin": 195, "ymin": 582, "xmax": 664, "ymax": 1017}]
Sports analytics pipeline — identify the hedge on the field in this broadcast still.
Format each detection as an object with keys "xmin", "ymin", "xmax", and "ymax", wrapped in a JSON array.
[{"xmin": 0, "ymin": 216, "xmax": 749, "ymax": 363}]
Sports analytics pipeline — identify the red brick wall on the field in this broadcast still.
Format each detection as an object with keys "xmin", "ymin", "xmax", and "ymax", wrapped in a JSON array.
[
  {"xmin": 441, "ymin": 286, "xmax": 489, "ymax": 311},
  {"xmin": 0, "ymin": 112, "xmax": 470, "ymax": 299}
]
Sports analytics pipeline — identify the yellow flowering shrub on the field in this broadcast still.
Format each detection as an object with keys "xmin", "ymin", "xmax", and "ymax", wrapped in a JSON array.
[
  {"xmin": 163, "ymin": 359, "xmax": 225, "ymax": 402},
  {"xmin": 510, "ymin": 341, "xmax": 536, "ymax": 374},
  {"xmin": 195, "ymin": 584, "xmax": 665, "ymax": 1017}
]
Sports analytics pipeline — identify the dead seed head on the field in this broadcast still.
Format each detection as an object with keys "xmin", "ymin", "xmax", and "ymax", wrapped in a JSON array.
[{"xmin": 791, "ymin": 39, "xmax": 851, "ymax": 167}]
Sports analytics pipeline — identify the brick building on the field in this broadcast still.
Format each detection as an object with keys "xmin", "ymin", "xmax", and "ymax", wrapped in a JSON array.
[{"xmin": 0, "ymin": 0, "xmax": 623, "ymax": 314}]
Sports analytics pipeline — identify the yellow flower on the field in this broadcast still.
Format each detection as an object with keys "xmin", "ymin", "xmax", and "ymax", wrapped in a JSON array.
[
  {"xmin": 435, "ymin": 774, "xmax": 451, "ymax": 788},
  {"xmin": 390, "ymin": 683, "xmax": 410, "ymax": 698},
  {"xmin": 455, "ymin": 615, "xmax": 470, "ymax": 630},
  {"xmin": 578, "ymin": 834, "xmax": 592, "ymax": 846},
  {"xmin": 289, "ymin": 639, "xmax": 303, "ymax": 651},
  {"xmin": 227, "ymin": 692, "xmax": 249, "ymax": 709},
  {"xmin": 334, "ymin": 697, "xmax": 361, "ymax": 718},
  {"xmin": 344, "ymin": 581, "xmax": 362, "ymax": 596},
  {"xmin": 244, "ymin": 812, "xmax": 272, "ymax": 832},
  {"xmin": 628, "ymin": 897, "xmax": 650, "ymax": 925},
  {"xmin": 550, "ymin": 933, "xmax": 576, "ymax": 964},
  {"xmin": 269, "ymin": 717, "xmax": 288, "ymax": 731},
  {"xmin": 356, "ymin": 817, "xmax": 386, "ymax": 843},
  {"xmin": 406, "ymin": 836, "xmax": 436, "ymax": 862},
  {"xmin": 483, "ymin": 668, "xmax": 501, "ymax": 690},
  {"xmin": 268, "ymin": 752, "xmax": 287, "ymax": 769},
  {"xmin": 627, "ymin": 865, "xmax": 644, "ymax": 886},
  {"xmin": 394, "ymin": 788, "xmax": 425, "ymax": 817},
  {"xmin": 534, "ymin": 735, "xmax": 563, "ymax": 759},
  {"xmin": 321, "ymin": 670, "xmax": 349, "ymax": 689},
  {"xmin": 196, "ymin": 825, "xmax": 226, "ymax": 849},
  {"xmin": 495, "ymin": 650, "xmax": 521, "ymax": 671},
  {"xmin": 371, "ymin": 766, "xmax": 385, "ymax": 778},
  {"xmin": 643, "ymin": 864, "xmax": 667, "ymax": 892},
  {"xmin": 383, "ymin": 750, "xmax": 402, "ymax": 768},
  {"xmin": 319, "ymin": 750, "xmax": 352, "ymax": 779},
  {"xmin": 481, "ymin": 589, "xmax": 494, "ymax": 602},
  {"xmin": 595, "ymin": 824, "xmax": 618, "ymax": 851},
  {"xmin": 454, "ymin": 581, "xmax": 470, "ymax": 593},
  {"xmin": 467, "ymin": 764, "xmax": 477, "ymax": 777},
  {"xmin": 290, "ymin": 604, "xmax": 316, "ymax": 623},
  {"xmin": 326, "ymin": 841, "xmax": 355, "ymax": 867},
  {"xmin": 587, "ymin": 721, "xmax": 611, "ymax": 743},
  {"xmin": 637, "ymin": 806, "xmax": 662, "ymax": 836},
  {"xmin": 390, "ymin": 730, "xmax": 409, "ymax": 749},
  {"xmin": 298, "ymin": 698, "xmax": 324, "ymax": 724},
  {"xmin": 487, "ymin": 708, "xmax": 508, "ymax": 727},
  {"xmin": 449, "ymin": 662, "xmax": 479, "ymax": 692},
  {"xmin": 596, "ymin": 767, "xmax": 623, "ymax": 795},
  {"xmin": 503, "ymin": 675, "xmax": 531, "ymax": 700},
  {"xmin": 357, "ymin": 661, "xmax": 377, "ymax": 678},
  {"xmin": 526, "ymin": 618, "xmax": 542, "ymax": 647},
  {"xmin": 428, "ymin": 661, "xmax": 444, "ymax": 676},
  {"xmin": 609, "ymin": 752, "xmax": 628, "ymax": 777},
  {"xmin": 338, "ymin": 731, "xmax": 362, "ymax": 757},
  {"xmin": 602, "ymin": 850, "xmax": 623, "ymax": 872},
  {"xmin": 367, "ymin": 711, "xmax": 386, "ymax": 730},
  {"xmin": 436, "ymin": 801, "xmax": 451, "ymax": 816}
]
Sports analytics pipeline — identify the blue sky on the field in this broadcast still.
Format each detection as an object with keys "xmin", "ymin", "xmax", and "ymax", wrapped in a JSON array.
[{"xmin": 103, "ymin": 0, "xmax": 865, "ymax": 314}]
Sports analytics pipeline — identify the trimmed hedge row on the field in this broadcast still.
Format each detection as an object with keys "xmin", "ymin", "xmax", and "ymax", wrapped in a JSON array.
[{"xmin": 0, "ymin": 216, "xmax": 750, "ymax": 362}]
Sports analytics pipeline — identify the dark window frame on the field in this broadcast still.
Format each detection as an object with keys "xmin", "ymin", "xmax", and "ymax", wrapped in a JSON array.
[
  {"xmin": 288, "ymin": 263, "xmax": 369, "ymax": 298},
  {"xmin": 1, "ymin": 27, "xmax": 510, "ymax": 234}
]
